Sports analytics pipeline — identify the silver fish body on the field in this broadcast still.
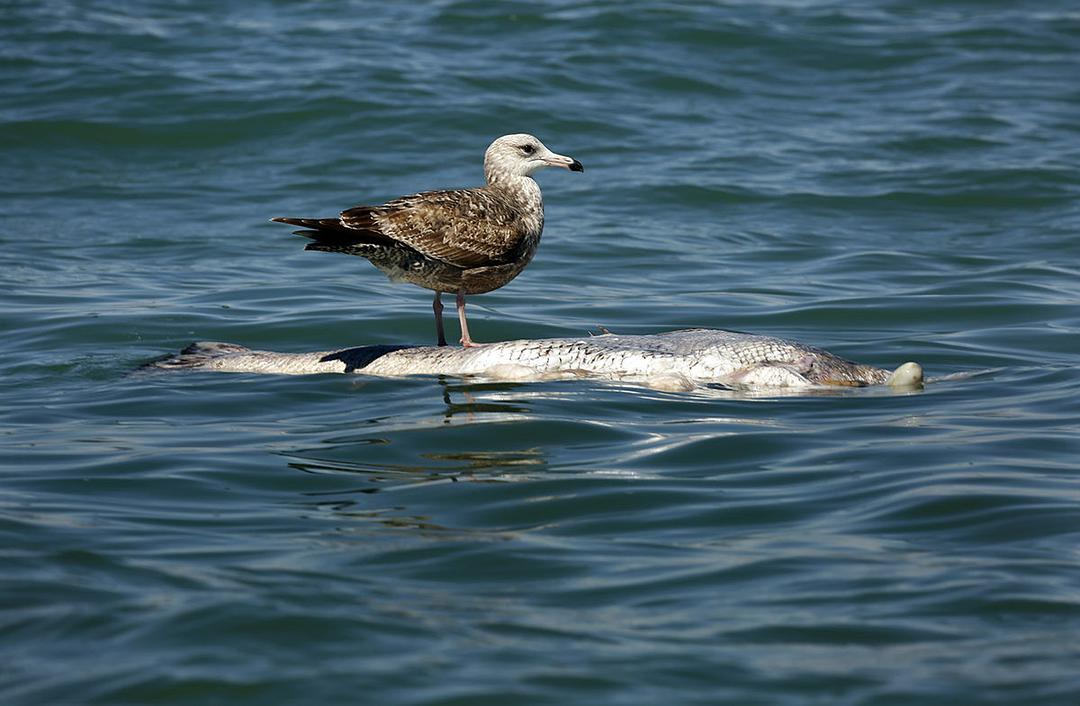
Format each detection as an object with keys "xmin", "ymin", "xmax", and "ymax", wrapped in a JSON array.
[{"xmin": 153, "ymin": 329, "xmax": 923, "ymax": 390}]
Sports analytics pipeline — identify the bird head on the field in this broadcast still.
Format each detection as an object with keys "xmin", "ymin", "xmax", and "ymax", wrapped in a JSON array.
[{"xmin": 483, "ymin": 134, "xmax": 584, "ymax": 183}]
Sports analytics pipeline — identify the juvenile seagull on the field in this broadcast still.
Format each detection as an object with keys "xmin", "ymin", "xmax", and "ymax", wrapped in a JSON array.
[{"xmin": 272, "ymin": 134, "xmax": 583, "ymax": 347}]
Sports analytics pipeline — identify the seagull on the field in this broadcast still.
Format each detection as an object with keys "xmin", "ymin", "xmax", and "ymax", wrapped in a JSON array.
[{"xmin": 272, "ymin": 134, "xmax": 583, "ymax": 347}]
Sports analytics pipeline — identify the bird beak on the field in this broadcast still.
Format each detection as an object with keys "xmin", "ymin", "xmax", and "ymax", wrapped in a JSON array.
[{"xmin": 543, "ymin": 153, "xmax": 585, "ymax": 172}]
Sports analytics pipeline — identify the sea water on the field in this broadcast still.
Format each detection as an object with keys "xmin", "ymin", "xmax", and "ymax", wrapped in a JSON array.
[{"xmin": 2, "ymin": 2, "xmax": 1080, "ymax": 704}]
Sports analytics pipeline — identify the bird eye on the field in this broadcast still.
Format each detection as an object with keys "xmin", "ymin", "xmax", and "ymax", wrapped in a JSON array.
[{"xmin": 519, "ymin": 144, "xmax": 536, "ymax": 155}]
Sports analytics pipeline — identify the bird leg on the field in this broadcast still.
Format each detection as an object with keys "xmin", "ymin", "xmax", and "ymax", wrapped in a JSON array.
[
  {"xmin": 433, "ymin": 292, "xmax": 447, "ymax": 347},
  {"xmin": 457, "ymin": 289, "xmax": 484, "ymax": 347}
]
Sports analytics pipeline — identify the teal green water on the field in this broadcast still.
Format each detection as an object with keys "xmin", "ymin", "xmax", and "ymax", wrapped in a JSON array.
[{"xmin": 3, "ymin": 2, "xmax": 1080, "ymax": 704}]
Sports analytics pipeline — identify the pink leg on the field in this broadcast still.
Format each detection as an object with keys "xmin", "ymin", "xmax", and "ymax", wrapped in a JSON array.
[
  {"xmin": 457, "ymin": 289, "xmax": 483, "ymax": 347},
  {"xmin": 433, "ymin": 292, "xmax": 447, "ymax": 347}
]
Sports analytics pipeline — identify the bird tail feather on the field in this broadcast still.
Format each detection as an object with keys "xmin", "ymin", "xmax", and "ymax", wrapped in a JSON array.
[{"xmin": 270, "ymin": 216, "xmax": 392, "ymax": 248}]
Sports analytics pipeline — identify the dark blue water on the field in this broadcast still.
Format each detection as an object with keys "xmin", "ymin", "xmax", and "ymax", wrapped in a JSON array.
[{"xmin": 3, "ymin": 2, "xmax": 1080, "ymax": 704}]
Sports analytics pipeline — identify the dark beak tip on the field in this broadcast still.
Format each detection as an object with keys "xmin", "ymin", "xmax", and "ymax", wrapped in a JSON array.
[{"xmin": 569, "ymin": 160, "xmax": 584, "ymax": 173}]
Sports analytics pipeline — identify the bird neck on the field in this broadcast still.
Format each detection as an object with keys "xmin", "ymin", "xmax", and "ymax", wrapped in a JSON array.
[{"xmin": 486, "ymin": 172, "xmax": 543, "ymax": 214}]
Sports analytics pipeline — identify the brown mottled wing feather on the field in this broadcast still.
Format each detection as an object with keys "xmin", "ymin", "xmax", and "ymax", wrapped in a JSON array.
[{"xmin": 341, "ymin": 188, "xmax": 526, "ymax": 269}]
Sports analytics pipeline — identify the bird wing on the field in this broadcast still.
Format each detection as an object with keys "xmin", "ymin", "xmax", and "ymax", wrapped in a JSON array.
[{"xmin": 340, "ymin": 188, "xmax": 531, "ymax": 269}]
